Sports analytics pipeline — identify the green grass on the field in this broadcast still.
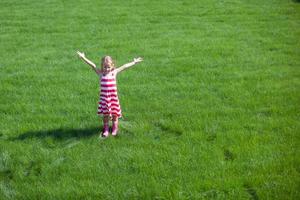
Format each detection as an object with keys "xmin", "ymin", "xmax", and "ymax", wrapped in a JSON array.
[{"xmin": 0, "ymin": 0, "xmax": 299, "ymax": 199}]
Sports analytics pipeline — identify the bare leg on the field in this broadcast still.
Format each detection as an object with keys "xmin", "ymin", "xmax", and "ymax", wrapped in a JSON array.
[
  {"xmin": 101, "ymin": 115, "xmax": 110, "ymax": 137},
  {"xmin": 112, "ymin": 115, "xmax": 119, "ymax": 136}
]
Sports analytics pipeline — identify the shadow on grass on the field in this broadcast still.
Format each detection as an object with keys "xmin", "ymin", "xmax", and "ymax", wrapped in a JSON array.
[
  {"xmin": 243, "ymin": 184, "xmax": 259, "ymax": 200},
  {"xmin": 10, "ymin": 127, "xmax": 100, "ymax": 141}
]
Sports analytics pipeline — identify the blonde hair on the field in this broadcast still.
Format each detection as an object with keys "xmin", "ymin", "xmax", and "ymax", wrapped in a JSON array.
[{"xmin": 101, "ymin": 56, "xmax": 115, "ymax": 71}]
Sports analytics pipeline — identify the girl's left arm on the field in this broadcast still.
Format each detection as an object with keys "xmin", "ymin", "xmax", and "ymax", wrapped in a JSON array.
[{"xmin": 115, "ymin": 57, "xmax": 143, "ymax": 74}]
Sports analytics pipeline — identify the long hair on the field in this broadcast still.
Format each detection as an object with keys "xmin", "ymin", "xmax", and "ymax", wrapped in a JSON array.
[{"xmin": 101, "ymin": 56, "xmax": 115, "ymax": 71}]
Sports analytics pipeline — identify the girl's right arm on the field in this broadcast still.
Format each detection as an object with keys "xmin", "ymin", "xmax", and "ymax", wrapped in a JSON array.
[{"xmin": 77, "ymin": 51, "xmax": 100, "ymax": 75}]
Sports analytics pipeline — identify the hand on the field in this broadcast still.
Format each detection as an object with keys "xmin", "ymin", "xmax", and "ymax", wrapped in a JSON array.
[
  {"xmin": 77, "ymin": 51, "xmax": 85, "ymax": 58},
  {"xmin": 133, "ymin": 57, "xmax": 143, "ymax": 64}
]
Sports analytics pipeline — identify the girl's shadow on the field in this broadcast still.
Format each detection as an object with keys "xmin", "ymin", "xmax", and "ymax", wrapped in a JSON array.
[{"xmin": 10, "ymin": 127, "xmax": 100, "ymax": 141}]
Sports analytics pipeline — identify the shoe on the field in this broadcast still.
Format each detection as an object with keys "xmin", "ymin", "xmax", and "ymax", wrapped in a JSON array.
[
  {"xmin": 101, "ymin": 124, "xmax": 109, "ymax": 138},
  {"xmin": 112, "ymin": 122, "xmax": 118, "ymax": 136}
]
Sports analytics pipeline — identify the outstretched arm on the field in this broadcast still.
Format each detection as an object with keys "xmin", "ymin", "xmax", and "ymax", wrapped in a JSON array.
[
  {"xmin": 77, "ymin": 51, "xmax": 100, "ymax": 74},
  {"xmin": 115, "ymin": 57, "xmax": 143, "ymax": 74}
]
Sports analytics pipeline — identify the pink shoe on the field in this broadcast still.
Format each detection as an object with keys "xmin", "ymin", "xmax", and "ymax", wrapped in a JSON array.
[
  {"xmin": 112, "ymin": 121, "xmax": 118, "ymax": 136},
  {"xmin": 101, "ymin": 124, "xmax": 109, "ymax": 138}
]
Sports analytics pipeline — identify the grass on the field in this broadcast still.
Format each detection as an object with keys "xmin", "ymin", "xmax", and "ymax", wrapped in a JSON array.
[{"xmin": 0, "ymin": 0, "xmax": 299, "ymax": 199}]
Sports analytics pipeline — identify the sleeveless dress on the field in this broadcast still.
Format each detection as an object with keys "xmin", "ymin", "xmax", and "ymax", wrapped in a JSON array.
[{"xmin": 97, "ymin": 70, "xmax": 122, "ymax": 118}]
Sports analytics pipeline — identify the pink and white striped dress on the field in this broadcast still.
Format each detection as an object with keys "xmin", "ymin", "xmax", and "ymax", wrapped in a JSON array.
[{"xmin": 97, "ymin": 70, "xmax": 122, "ymax": 118}]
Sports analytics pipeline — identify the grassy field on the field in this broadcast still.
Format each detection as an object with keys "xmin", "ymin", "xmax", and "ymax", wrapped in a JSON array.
[{"xmin": 0, "ymin": 0, "xmax": 299, "ymax": 199}]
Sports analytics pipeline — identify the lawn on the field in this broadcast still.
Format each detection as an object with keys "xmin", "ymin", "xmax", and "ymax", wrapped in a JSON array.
[{"xmin": 0, "ymin": 0, "xmax": 299, "ymax": 199}]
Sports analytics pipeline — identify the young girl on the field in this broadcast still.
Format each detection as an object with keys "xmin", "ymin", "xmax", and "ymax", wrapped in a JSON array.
[{"xmin": 77, "ymin": 51, "xmax": 143, "ymax": 137}]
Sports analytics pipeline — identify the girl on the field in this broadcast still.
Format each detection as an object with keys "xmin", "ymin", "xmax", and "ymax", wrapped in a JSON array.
[{"xmin": 77, "ymin": 51, "xmax": 143, "ymax": 137}]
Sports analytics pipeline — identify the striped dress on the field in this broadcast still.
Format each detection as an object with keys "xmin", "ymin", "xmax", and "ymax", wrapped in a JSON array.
[{"xmin": 97, "ymin": 70, "xmax": 122, "ymax": 118}]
